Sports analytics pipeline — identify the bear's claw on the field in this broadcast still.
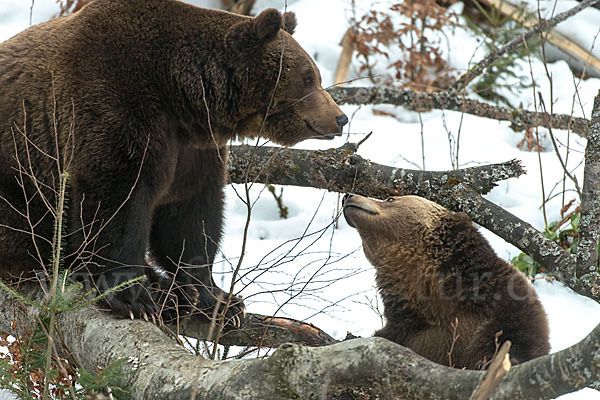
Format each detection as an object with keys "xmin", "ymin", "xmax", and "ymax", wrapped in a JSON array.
[{"xmin": 102, "ymin": 281, "xmax": 159, "ymax": 321}]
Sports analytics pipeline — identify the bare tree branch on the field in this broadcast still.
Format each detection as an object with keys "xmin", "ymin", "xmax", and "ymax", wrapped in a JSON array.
[
  {"xmin": 1, "ymin": 282, "xmax": 599, "ymax": 399},
  {"xmin": 449, "ymin": 0, "xmax": 600, "ymax": 91},
  {"xmin": 328, "ymin": 86, "xmax": 590, "ymax": 137},
  {"xmin": 575, "ymin": 91, "xmax": 600, "ymax": 297},
  {"xmin": 178, "ymin": 313, "xmax": 337, "ymax": 348},
  {"xmin": 228, "ymin": 143, "xmax": 525, "ymax": 198}
]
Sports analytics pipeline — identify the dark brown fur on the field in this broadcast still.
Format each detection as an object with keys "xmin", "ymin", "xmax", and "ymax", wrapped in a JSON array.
[
  {"xmin": 0, "ymin": 0, "xmax": 346, "ymax": 320},
  {"xmin": 343, "ymin": 194, "xmax": 550, "ymax": 369}
]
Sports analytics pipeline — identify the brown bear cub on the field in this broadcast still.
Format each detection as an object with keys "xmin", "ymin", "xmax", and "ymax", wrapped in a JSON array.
[
  {"xmin": 343, "ymin": 194, "xmax": 550, "ymax": 369},
  {"xmin": 0, "ymin": 0, "xmax": 347, "ymax": 323}
]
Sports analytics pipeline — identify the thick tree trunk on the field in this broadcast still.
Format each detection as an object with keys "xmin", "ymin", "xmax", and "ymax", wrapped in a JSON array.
[
  {"xmin": 575, "ymin": 92, "xmax": 600, "ymax": 297},
  {"xmin": 0, "ymin": 283, "xmax": 599, "ymax": 399}
]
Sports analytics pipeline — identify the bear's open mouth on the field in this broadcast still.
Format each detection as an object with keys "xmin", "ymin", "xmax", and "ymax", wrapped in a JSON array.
[{"xmin": 305, "ymin": 120, "xmax": 341, "ymax": 140}]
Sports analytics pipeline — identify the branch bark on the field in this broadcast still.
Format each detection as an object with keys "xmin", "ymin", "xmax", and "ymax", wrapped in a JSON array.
[
  {"xmin": 328, "ymin": 86, "xmax": 590, "ymax": 137},
  {"xmin": 449, "ymin": 0, "xmax": 600, "ymax": 91},
  {"xmin": 575, "ymin": 91, "xmax": 600, "ymax": 297},
  {"xmin": 228, "ymin": 143, "xmax": 525, "ymax": 199},
  {"xmin": 576, "ymin": 0, "xmax": 600, "ymax": 10},
  {"xmin": 1, "ymin": 283, "xmax": 599, "ymax": 399}
]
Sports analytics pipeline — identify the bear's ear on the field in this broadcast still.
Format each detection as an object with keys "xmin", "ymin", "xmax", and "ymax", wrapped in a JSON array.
[
  {"xmin": 434, "ymin": 211, "xmax": 473, "ymax": 243},
  {"xmin": 444, "ymin": 211, "xmax": 473, "ymax": 230},
  {"xmin": 226, "ymin": 9, "xmax": 283, "ymax": 54},
  {"xmin": 255, "ymin": 8, "xmax": 283, "ymax": 41},
  {"xmin": 283, "ymin": 12, "xmax": 297, "ymax": 35}
]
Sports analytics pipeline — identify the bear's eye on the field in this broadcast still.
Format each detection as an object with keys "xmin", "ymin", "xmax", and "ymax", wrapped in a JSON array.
[
  {"xmin": 304, "ymin": 77, "xmax": 313, "ymax": 87},
  {"xmin": 385, "ymin": 197, "xmax": 395, "ymax": 202}
]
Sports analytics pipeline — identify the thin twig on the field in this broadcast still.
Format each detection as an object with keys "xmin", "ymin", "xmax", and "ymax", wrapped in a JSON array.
[
  {"xmin": 29, "ymin": 0, "xmax": 34, "ymax": 26},
  {"xmin": 538, "ymin": 93, "xmax": 582, "ymax": 198},
  {"xmin": 523, "ymin": 38, "xmax": 548, "ymax": 227},
  {"xmin": 356, "ymin": 131, "xmax": 373, "ymax": 148}
]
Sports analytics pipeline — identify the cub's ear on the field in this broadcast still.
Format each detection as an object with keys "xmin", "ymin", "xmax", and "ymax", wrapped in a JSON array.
[
  {"xmin": 226, "ymin": 8, "xmax": 282, "ymax": 54},
  {"xmin": 443, "ymin": 211, "xmax": 473, "ymax": 230},
  {"xmin": 434, "ymin": 211, "xmax": 474, "ymax": 243},
  {"xmin": 283, "ymin": 12, "xmax": 297, "ymax": 34}
]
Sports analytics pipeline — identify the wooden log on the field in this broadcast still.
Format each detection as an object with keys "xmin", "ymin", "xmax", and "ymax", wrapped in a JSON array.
[{"xmin": 333, "ymin": 28, "xmax": 356, "ymax": 86}]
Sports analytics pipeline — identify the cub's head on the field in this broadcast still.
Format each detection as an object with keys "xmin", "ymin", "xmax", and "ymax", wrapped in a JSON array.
[
  {"xmin": 225, "ymin": 9, "xmax": 347, "ymax": 145},
  {"xmin": 342, "ymin": 194, "xmax": 472, "ymax": 268}
]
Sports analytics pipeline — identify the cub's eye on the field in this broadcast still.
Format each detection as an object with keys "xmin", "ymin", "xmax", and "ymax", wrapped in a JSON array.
[
  {"xmin": 304, "ymin": 77, "xmax": 313, "ymax": 87},
  {"xmin": 385, "ymin": 197, "xmax": 395, "ymax": 202}
]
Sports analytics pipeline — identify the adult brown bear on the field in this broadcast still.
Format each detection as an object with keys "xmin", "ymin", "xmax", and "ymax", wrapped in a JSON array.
[
  {"xmin": 343, "ymin": 194, "xmax": 550, "ymax": 369},
  {"xmin": 0, "ymin": 0, "xmax": 347, "ymax": 322}
]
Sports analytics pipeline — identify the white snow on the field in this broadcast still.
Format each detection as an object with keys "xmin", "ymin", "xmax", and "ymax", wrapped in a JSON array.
[{"xmin": 1, "ymin": 1, "xmax": 600, "ymax": 399}]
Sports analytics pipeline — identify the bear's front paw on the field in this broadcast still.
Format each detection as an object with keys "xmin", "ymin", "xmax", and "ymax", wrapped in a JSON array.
[
  {"xmin": 151, "ymin": 282, "xmax": 200, "ymax": 324},
  {"xmin": 196, "ymin": 286, "xmax": 245, "ymax": 328},
  {"xmin": 102, "ymin": 283, "xmax": 157, "ymax": 321}
]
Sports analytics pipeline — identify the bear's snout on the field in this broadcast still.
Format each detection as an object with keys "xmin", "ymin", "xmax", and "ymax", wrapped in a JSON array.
[
  {"xmin": 342, "ymin": 194, "xmax": 382, "ymax": 230},
  {"xmin": 342, "ymin": 193, "xmax": 354, "ymax": 205},
  {"xmin": 336, "ymin": 114, "xmax": 348, "ymax": 133}
]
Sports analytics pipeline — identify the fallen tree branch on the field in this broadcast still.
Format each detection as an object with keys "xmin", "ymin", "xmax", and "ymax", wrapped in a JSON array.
[
  {"xmin": 328, "ymin": 86, "xmax": 590, "ymax": 137},
  {"xmin": 1, "ymin": 283, "xmax": 599, "ymax": 399},
  {"xmin": 449, "ymin": 0, "xmax": 600, "ymax": 91},
  {"xmin": 177, "ymin": 313, "xmax": 337, "ymax": 348}
]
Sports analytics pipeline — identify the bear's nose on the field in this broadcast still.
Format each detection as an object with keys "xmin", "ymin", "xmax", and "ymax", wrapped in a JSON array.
[
  {"xmin": 343, "ymin": 193, "xmax": 353, "ymax": 205},
  {"xmin": 336, "ymin": 114, "xmax": 349, "ymax": 133}
]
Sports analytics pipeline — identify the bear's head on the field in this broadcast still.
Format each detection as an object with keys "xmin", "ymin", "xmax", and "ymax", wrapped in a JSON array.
[
  {"xmin": 342, "ymin": 193, "xmax": 481, "ymax": 300},
  {"xmin": 225, "ymin": 9, "xmax": 347, "ymax": 145},
  {"xmin": 342, "ymin": 194, "xmax": 472, "ymax": 269}
]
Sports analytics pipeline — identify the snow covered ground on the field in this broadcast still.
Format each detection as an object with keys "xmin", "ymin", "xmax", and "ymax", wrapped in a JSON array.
[{"xmin": 1, "ymin": 0, "xmax": 600, "ymax": 399}]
